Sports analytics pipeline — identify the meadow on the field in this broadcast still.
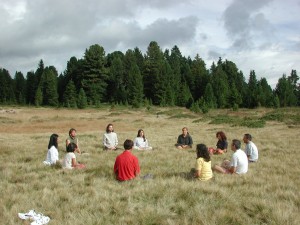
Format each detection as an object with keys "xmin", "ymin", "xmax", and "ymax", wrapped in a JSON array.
[{"xmin": 0, "ymin": 106, "xmax": 299, "ymax": 225}]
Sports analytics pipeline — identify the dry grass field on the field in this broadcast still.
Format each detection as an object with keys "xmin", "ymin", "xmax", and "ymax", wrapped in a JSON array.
[{"xmin": 0, "ymin": 106, "xmax": 299, "ymax": 225}]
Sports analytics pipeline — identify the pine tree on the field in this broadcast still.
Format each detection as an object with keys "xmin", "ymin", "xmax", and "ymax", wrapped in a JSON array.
[
  {"xmin": 39, "ymin": 67, "xmax": 58, "ymax": 106},
  {"xmin": 63, "ymin": 80, "xmax": 77, "ymax": 108},
  {"xmin": 35, "ymin": 87, "xmax": 43, "ymax": 106},
  {"xmin": 143, "ymin": 41, "xmax": 164, "ymax": 105},
  {"xmin": 107, "ymin": 55, "xmax": 126, "ymax": 103},
  {"xmin": 14, "ymin": 71, "xmax": 26, "ymax": 104},
  {"xmin": 191, "ymin": 54, "xmax": 208, "ymax": 101},
  {"xmin": 203, "ymin": 83, "xmax": 217, "ymax": 108},
  {"xmin": 211, "ymin": 66, "xmax": 229, "ymax": 108},
  {"xmin": 77, "ymin": 88, "xmax": 88, "ymax": 109},
  {"xmin": 0, "ymin": 68, "xmax": 15, "ymax": 104},
  {"xmin": 245, "ymin": 70, "xmax": 259, "ymax": 108},
  {"xmin": 82, "ymin": 44, "xmax": 108, "ymax": 104},
  {"xmin": 26, "ymin": 71, "xmax": 37, "ymax": 105},
  {"xmin": 275, "ymin": 74, "xmax": 297, "ymax": 107},
  {"xmin": 127, "ymin": 63, "xmax": 144, "ymax": 108}
]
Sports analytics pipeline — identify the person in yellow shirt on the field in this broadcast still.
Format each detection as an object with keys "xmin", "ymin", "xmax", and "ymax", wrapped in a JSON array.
[{"xmin": 194, "ymin": 144, "xmax": 213, "ymax": 181}]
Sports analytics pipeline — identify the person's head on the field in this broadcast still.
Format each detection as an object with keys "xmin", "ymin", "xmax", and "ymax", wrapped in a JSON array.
[
  {"xmin": 106, "ymin": 124, "xmax": 114, "ymax": 133},
  {"xmin": 182, "ymin": 127, "xmax": 189, "ymax": 136},
  {"xmin": 48, "ymin": 133, "xmax": 59, "ymax": 149},
  {"xmin": 137, "ymin": 129, "xmax": 146, "ymax": 141},
  {"xmin": 67, "ymin": 142, "xmax": 77, "ymax": 153},
  {"xmin": 124, "ymin": 139, "xmax": 134, "ymax": 150},
  {"xmin": 69, "ymin": 128, "xmax": 76, "ymax": 138},
  {"xmin": 216, "ymin": 131, "xmax": 227, "ymax": 141},
  {"xmin": 231, "ymin": 139, "xmax": 241, "ymax": 151},
  {"xmin": 196, "ymin": 144, "xmax": 211, "ymax": 162},
  {"xmin": 243, "ymin": 134, "xmax": 252, "ymax": 143}
]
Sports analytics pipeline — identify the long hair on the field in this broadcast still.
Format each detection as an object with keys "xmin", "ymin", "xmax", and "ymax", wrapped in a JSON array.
[
  {"xmin": 48, "ymin": 133, "xmax": 59, "ymax": 149},
  {"xmin": 216, "ymin": 131, "xmax": 227, "ymax": 141},
  {"xmin": 137, "ymin": 129, "xmax": 146, "ymax": 142},
  {"xmin": 196, "ymin": 144, "xmax": 211, "ymax": 162},
  {"xmin": 106, "ymin": 123, "xmax": 114, "ymax": 133}
]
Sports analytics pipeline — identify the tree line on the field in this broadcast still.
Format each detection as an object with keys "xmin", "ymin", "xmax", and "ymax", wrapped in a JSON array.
[{"xmin": 0, "ymin": 41, "xmax": 299, "ymax": 111}]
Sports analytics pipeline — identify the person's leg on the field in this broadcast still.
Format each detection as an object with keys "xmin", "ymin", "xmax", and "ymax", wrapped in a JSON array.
[
  {"xmin": 208, "ymin": 147, "xmax": 214, "ymax": 154},
  {"xmin": 217, "ymin": 149, "xmax": 224, "ymax": 154},
  {"xmin": 213, "ymin": 165, "xmax": 228, "ymax": 173}
]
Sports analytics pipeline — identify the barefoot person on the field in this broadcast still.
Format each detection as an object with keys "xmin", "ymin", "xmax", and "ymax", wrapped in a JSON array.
[
  {"xmin": 213, "ymin": 139, "xmax": 248, "ymax": 174},
  {"xmin": 175, "ymin": 127, "xmax": 193, "ymax": 149},
  {"xmin": 114, "ymin": 139, "xmax": 140, "ymax": 181}
]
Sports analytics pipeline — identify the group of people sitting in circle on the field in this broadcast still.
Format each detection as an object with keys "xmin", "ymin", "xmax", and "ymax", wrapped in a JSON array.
[
  {"xmin": 174, "ymin": 127, "xmax": 259, "ymax": 181},
  {"xmin": 43, "ymin": 124, "xmax": 259, "ymax": 182}
]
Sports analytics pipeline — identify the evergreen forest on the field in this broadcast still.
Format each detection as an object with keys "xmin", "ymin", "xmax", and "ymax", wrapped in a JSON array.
[{"xmin": 0, "ymin": 41, "xmax": 299, "ymax": 111}]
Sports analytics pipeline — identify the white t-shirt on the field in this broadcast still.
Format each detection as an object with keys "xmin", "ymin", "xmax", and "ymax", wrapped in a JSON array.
[
  {"xmin": 103, "ymin": 132, "xmax": 118, "ymax": 148},
  {"xmin": 245, "ymin": 141, "xmax": 258, "ymax": 162},
  {"xmin": 230, "ymin": 149, "xmax": 248, "ymax": 174},
  {"xmin": 43, "ymin": 146, "xmax": 59, "ymax": 165},
  {"xmin": 63, "ymin": 152, "xmax": 76, "ymax": 169}
]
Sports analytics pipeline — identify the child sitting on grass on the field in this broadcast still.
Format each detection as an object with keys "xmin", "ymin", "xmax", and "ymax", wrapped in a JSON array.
[{"xmin": 63, "ymin": 143, "xmax": 86, "ymax": 169}]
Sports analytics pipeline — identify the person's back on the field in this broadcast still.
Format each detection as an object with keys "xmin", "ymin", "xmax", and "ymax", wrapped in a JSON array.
[
  {"xmin": 231, "ymin": 149, "xmax": 248, "ymax": 174},
  {"xmin": 43, "ymin": 133, "xmax": 59, "ymax": 165},
  {"xmin": 196, "ymin": 157, "xmax": 213, "ymax": 181},
  {"xmin": 114, "ymin": 139, "xmax": 140, "ymax": 181},
  {"xmin": 63, "ymin": 152, "xmax": 76, "ymax": 169}
]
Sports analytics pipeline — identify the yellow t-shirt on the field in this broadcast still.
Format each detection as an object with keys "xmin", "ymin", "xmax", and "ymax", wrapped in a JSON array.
[{"xmin": 195, "ymin": 157, "xmax": 213, "ymax": 181}]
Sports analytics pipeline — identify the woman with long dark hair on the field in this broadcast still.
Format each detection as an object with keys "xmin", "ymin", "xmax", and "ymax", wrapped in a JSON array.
[
  {"xmin": 194, "ymin": 144, "xmax": 213, "ymax": 181},
  {"xmin": 133, "ymin": 129, "xmax": 153, "ymax": 150},
  {"xmin": 43, "ymin": 133, "xmax": 60, "ymax": 165}
]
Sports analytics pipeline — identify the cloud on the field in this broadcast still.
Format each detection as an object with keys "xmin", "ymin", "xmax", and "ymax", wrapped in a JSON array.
[{"xmin": 223, "ymin": 0, "xmax": 273, "ymax": 50}]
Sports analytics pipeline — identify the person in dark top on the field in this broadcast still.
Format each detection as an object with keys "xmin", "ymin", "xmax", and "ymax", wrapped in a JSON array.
[
  {"xmin": 175, "ymin": 127, "xmax": 193, "ymax": 149},
  {"xmin": 209, "ymin": 131, "xmax": 228, "ymax": 154}
]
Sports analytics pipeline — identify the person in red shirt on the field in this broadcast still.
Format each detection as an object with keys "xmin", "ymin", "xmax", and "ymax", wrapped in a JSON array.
[{"xmin": 114, "ymin": 139, "xmax": 140, "ymax": 181}]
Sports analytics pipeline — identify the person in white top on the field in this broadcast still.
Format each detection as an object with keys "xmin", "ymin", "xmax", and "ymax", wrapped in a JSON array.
[
  {"xmin": 243, "ymin": 133, "xmax": 259, "ymax": 162},
  {"xmin": 134, "ymin": 129, "xmax": 153, "ymax": 150},
  {"xmin": 43, "ymin": 133, "xmax": 59, "ymax": 165},
  {"xmin": 63, "ymin": 143, "xmax": 86, "ymax": 169},
  {"xmin": 103, "ymin": 123, "xmax": 118, "ymax": 150},
  {"xmin": 213, "ymin": 139, "xmax": 248, "ymax": 174}
]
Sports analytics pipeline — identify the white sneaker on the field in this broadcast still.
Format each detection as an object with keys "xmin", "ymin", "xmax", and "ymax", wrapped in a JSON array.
[{"xmin": 18, "ymin": 209, "xmax": 37, "ymax": 220}]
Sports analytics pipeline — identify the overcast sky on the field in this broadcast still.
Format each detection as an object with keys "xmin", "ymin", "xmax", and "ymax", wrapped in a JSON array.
[{"xmin": 1, "ymin": 0, "xmax": 299, "ymax": 88}]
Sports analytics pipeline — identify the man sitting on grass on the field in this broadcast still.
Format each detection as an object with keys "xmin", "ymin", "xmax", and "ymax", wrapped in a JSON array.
[
  {"xmin": 114, "ymin": 139, "xmax": 140, "ymax": 181},
  {"xmin": 243, "ymin": 133, "xmax": 259, "ymax": 162},
  {"xmin": 213, "ymin": 139, "xmax": 248, "ymax": 174}
]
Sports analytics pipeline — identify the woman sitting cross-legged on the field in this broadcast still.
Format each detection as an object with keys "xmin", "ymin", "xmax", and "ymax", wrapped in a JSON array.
[
  {"xmin": 133, "ymin": 129, "xmax": 153, "ymax": 150},
  {"xmin": 209, "ymin": 131, "xmax": 228, "ymax": 154}
]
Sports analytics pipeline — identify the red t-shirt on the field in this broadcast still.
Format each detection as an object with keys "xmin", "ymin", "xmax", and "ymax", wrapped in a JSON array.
[{"xmin": 114, "ymin": 150, "xmax": 140, "ymax": 181}]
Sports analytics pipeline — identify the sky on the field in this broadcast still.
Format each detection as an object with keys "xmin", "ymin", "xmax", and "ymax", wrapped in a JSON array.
[{"xmin": 1, "ymin": 0, "xmax": 299, "ymax": 88}]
